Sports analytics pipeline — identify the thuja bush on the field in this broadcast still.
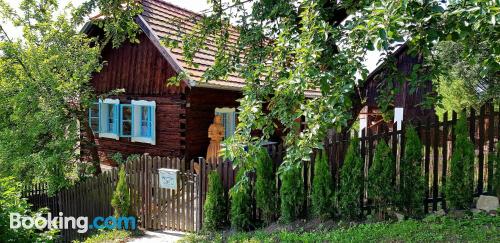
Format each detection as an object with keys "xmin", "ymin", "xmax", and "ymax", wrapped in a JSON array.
[
  {"xmin": 111, "ymin": 166, "xmax": 131, "ymax": 217},
  {"xmin": 280, "ymin": 165, "xmax": 304, "ymax": 223},
  {"xmin": 255, "ymin": 148, "xmax": 276, "ymax": 224},
  {"xmin": 494, "ymin": 142, "xmax": 500, "ymax": 198},
  {"xmin": 446, "ymin": 113, "xmax": 475, "ymax": 210},
  {"xmin": 338, "ymin": 136, "xmax": 363, "ymax": 220},
  {"xmin": 203, "ymin": 171, "xmax": 226, "ymax": 231},
  {"xmin": 230, "ymin": 169, "xmax": 253, "ymax": 231},
  {"xmin": 368, "ymin": 140, "xmax": 396, "ymax": 220},
  {"xmin": 311, "ymin": 150, "xmax": 334, "ymax": 220},
  {"xmin": 398, "ymin": 126, "xmax": 425, "ymax": 218}
]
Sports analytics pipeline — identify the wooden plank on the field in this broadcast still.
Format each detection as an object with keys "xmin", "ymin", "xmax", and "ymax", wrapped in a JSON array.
[
  {"xmin": 441, "ymin": 112, "xmax": 448, "ymax": 210},
  {"xmin": 477, "ymin": 104, "xmax": 485, "ymax": 194},
  {"xmin": 487, "ymin": 102, "xmax": 495, "ymax": 193},
  {"xmin": 424, "ymin": 117, "xmax": 431, "ymax": 214},
  {"xmin": 432, "ymin": 115, "xmax": 439, "ymax": 211},
  {"xmin": 360, "ymin": 128, "xmax": 366, "ymax": 215},
  {"xmin": 166, "ymin": 157, "xmax": 172, "ymax": 230}
]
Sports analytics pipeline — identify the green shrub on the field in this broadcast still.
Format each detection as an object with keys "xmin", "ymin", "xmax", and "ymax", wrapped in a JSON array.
[
  {"xmin": 255, "ymin": 148, "xmax": 276, "ymax": 224},
  {"xmin": 0, "ymin": 177, "xmax": 56, "ymax": 241},
  {"xmin": 279, "ymin": 165, "xmax": 304, "ymax": 223},
  {"xmin": 338, "ymin": 137, "xmax": 363, "ymax": 220},
  {"xmin": 398, "ymin": 126, "xmax": 425, "ymax": 218},
  {"xmin": 311, "ymin": 150, "xmax": 334, "ymax": 219},
  {"xmin": 230, "ymin": 169, "xmax": 252, "ymax": 231},
  {"xmin": 446, "ymin": 112, "xmax": 475, "ymax": 210},
  {"xmin": 203, "ymin": 171, "xmax": 226, "ymax": 231},
  {"xmin": 368, "ymin": 140, "xmax": 396, "ymax": 219},
  {"xmin": 111, "ymin": 166, "xmax": 131, "ymax": 217},
  {"xmin": 492, "ymin": 141, "xmax": 500, "ymax": 198}
]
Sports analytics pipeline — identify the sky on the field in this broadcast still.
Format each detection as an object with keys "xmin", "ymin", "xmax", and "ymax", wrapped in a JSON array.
[{"xmin": 2, "ymin": 0, "xmax": 379, "ymax": 72}]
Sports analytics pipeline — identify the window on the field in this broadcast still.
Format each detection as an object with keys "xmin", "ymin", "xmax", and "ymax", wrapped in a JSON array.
[
  {"xmin": 88, "ymin": 99, "xmax": 156, "ymax": 144},
  {"xmin": 120, "ymin": 104, "xmax": 133, "ymax": 137},
  {"xmin": 215, "ymin": 107, "xmax": 237, "ymax": 139},
  {"xmin": 131, "ymin": 100, "xmax": 156, "ymax": 145},
  {"xmin": 99, "ymin": 99, "xmax": 120, "ymax": 140},
  {"xmin": 88, "ymin": 102, "xmax": 100, "ymax": 133}
]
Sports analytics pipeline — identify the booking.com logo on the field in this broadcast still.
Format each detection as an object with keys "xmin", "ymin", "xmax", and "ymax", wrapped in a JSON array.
[{"xmin": 10, "ymin": 212, "xmax": 136, "ymax": 233}]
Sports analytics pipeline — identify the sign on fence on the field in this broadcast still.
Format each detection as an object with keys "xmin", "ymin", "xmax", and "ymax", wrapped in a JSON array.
[{"xmin": 158, "ymin": 168, "xmax": 179, "ymax": 189}]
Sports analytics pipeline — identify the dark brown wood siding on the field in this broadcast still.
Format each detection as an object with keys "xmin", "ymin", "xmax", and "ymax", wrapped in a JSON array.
[
  {"xmin": 91, "ymin": 33, "xmax": 187, "ymax": 96},
  {"xmin": 90, "ymin": 34, "xmax": 187, "ymax": 162},
  {"xmin": 185, "ymin": 87, "xmax": 242, "ymax": 160}
]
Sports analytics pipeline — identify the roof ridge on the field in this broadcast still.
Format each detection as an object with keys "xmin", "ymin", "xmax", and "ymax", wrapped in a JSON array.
[{"xmin": 142, "ymin": 0, "xmax": 204, "ymax": 17}]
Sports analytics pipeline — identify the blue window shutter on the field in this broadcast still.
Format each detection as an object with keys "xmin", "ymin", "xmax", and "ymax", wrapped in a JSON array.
[{"xmin": 114, "ymin": 104, "xmax": 120, "ymax": 134}]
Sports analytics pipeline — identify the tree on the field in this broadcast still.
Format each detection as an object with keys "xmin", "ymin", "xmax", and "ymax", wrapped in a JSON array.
[
  {"xmin": 446, "ymin": 112, "xmax": 475, "ymax": 210},
  {"xmin": 311, "ymin": 150, "xmax": 334, "ymax": 220},
  {"xmin": 0, "ymin": 0, "xmax": 141, "ymax": 193},
  {"xmin": 230, "ymin": 169, "xmax": 252, "ymax": 231},
  {"xmin": 175, "ymin": 0, "xmax": 498, "ymax": 187},
  {"xmin": 494, "ymin": 142, "xmax": 500, "ymax": 198},
  {"xmin": 338, "ymin": 136, "xmax": 363, "ymax": 220},
  {"xmin": 368, "ymin": 140, "xmax": 395, "ymax": 220},
  {"xmin": 111, "ymin": 166, "xmax": 131, "ymax": 217},
  {"xmin": 203, "ymin": 171, "xmax": 226, "ymax": 231},
  {"xmin": 398, "ymin": 126, "xmax": 425, "ymax": 218},
  {"xmin": 279, "ymin": 165, "xmax": 304, "ymax": 223},
  {"xmin": 255, "ymin": 148, "xmax": 276, "ymax": 224}
]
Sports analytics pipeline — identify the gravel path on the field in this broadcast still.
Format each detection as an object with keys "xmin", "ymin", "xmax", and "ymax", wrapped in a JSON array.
[{"xmin": 128, "ymin": 230, "xmax": 185, "ymax": 243}]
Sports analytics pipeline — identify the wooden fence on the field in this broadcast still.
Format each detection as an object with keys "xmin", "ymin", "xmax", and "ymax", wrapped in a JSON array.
[{"xmin": 322, "ymin": 101, "xmax": 499, "ymax": 213}]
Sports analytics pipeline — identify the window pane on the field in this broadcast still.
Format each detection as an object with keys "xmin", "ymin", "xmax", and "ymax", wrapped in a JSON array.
[
  {"xmin": 90, "ymin": 118, "xmax": 99, "ymax": 132},
  {"xmin": 90, "ymin": 103, "xmax": 99, "ymax": 118},
  {"xmin": 122, "ymin": 106, "xmax": 132, "ymax": 121},
  {"xmin": 122, "ymin": 121, "xmax": 132, "ymax": 136}
]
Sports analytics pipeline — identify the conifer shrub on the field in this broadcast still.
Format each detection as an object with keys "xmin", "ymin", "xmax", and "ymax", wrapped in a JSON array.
[
  {"xmin": 280, "ymin": 165, "xmax": 304, "ymax": 223},
  {"xmin": 446, "ymin": 113, "xmax": 475, "ymax": 210},
  {"xmin": 255, "ymin": 148, "xmax": 276, "ymax": 224},
  {"xmin": 338, "ymin": 136, "xmax": 363, "ymax": 220},
  {"xmin": 368, "ymin": 140, "xmax": 396, "ymax": 219},
  {"xmin": 230, "ymin": 169, "xmax": 253, "ymax": 231},
  {"xmin": 398, "ymin": 126, "xmax": 425, "ymax": 218},
  {"xmin": 494, "ymin": 142, "xmax": 500, "ymax": 198},
  {"xmin": 111, "ymin": 165, "xmax": 131, "ymax": 218},
  {"xmin": 203, "ymin": 171, "xmax": 226, "ymax": 231},
  {"xmin": 311, "ymin": 150, "xmax": 334, "ymax": 219}
]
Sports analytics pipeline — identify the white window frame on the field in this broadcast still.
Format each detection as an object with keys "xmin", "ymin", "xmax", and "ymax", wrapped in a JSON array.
[
  {"xmin": 131, "ymin": 100, "xmax": 156, "ymax": 145},
  {"xmin": 99, "ymin": 98, "xmax": 120, "ymax": 140}
]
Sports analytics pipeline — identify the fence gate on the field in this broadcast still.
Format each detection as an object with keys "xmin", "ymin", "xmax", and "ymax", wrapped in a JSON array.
[{"xmin": 126, "ymin": 156, "xmax": 200, "ymax": 232}]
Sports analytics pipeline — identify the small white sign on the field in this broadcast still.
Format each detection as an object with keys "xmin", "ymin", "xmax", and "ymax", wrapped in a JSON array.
[{"xmin": 158, "ymin": 168, "xmax": 179, "ymax": 189}]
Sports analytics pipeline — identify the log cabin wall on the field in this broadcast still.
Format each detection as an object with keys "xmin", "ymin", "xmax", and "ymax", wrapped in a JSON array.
[
  {"xmin": 90, "ymin": 33, "xmax": 187, "ymax": 162},
  {"xmin": 185, "ymin": 87, "xmax": 242, "ymax": 161}
]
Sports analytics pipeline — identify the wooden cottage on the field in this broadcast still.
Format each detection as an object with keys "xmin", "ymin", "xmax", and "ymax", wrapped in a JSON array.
[{"xmin": 85, "ymin": 0, "xmax": 248, "ymax": 163}]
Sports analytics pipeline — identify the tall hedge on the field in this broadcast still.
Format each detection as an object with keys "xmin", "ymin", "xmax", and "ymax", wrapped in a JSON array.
[
  {"xmin": 280, "ymin": 165, "xmax": 304, "ymax": 223},
  {"xmin": 446, "ymin": 113, "xmax": 475, "ymax": 210},
  {"xmin": 368, "ymin": 140, "xmax": 396, "ymax": 219},
  {"xmin": 230, "ymin": 169, "xmax": 253, "ymax": 231},
  {"xmin": 203, "ymin": 171, "xmax": 226, "ymax": 231},
  {"xmin": 311, "ymin": 150, "xmax": 334, "ymax": 219},
  {"xmin": 111, "ymin": 165, "xmax": 131, "ymax": 217},
  {"xmin": 255, "ymin": 148, "xmax": 276, "ymax": 224},
  {"xmin": 398, "ymin": 126, "xmax": 425, "ymax": 218},
  {"xmin": 338, "ymin": 136, "xmax": 363, "ymax": 220}
]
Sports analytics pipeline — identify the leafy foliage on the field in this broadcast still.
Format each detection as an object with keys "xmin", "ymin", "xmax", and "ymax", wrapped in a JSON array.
[
  {"xmin": 311, "ymin": 150, "xmax": 334, "ymax": 220},
  {"xmin": 177, "ymin": 0, "xmax": 499, "ymax": 188},
  {"xmin": 111, "ymin": 166, "xmax": 130, "ymax": 217},
  {"xmin": 0, "ymin": 0, "xmax": 141, "ymax": 193},
  {"xmin": 230, "ymin": 169, "xmax": 252, "ymax": 231},
  {"xmin": 279, "ymin": 165, "xmax": 304, "ymax": 223},
  {"xmin": 203, "ymin": 171, "xmax": 226, "ymax": 231},
  {"xmin": 446, "ymin": 113, "xmax": 475, "ymax": 210},
  {"xmin": 0, "ymin": 177, "xmax": 57, "ymax": 242},
  {"xmin": 368, "ymin": 140, "xmax": 395, "ymax": 219},
  {"xmin": 338, "ymin": 136, "xmax": 363, "ymax": 220},
  {"xmin": 255, "ymin": 148, "xmax": 276, "ymax": 224},
  {"xmin": 398, "ymin": 126, "xmax": 425, "ymax": 218}
]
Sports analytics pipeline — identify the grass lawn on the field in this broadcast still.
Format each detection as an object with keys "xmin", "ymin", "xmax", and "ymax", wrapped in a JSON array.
[{"xmin": 181, "ymin": 213, "xmax": 500, "ymax": 242}]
